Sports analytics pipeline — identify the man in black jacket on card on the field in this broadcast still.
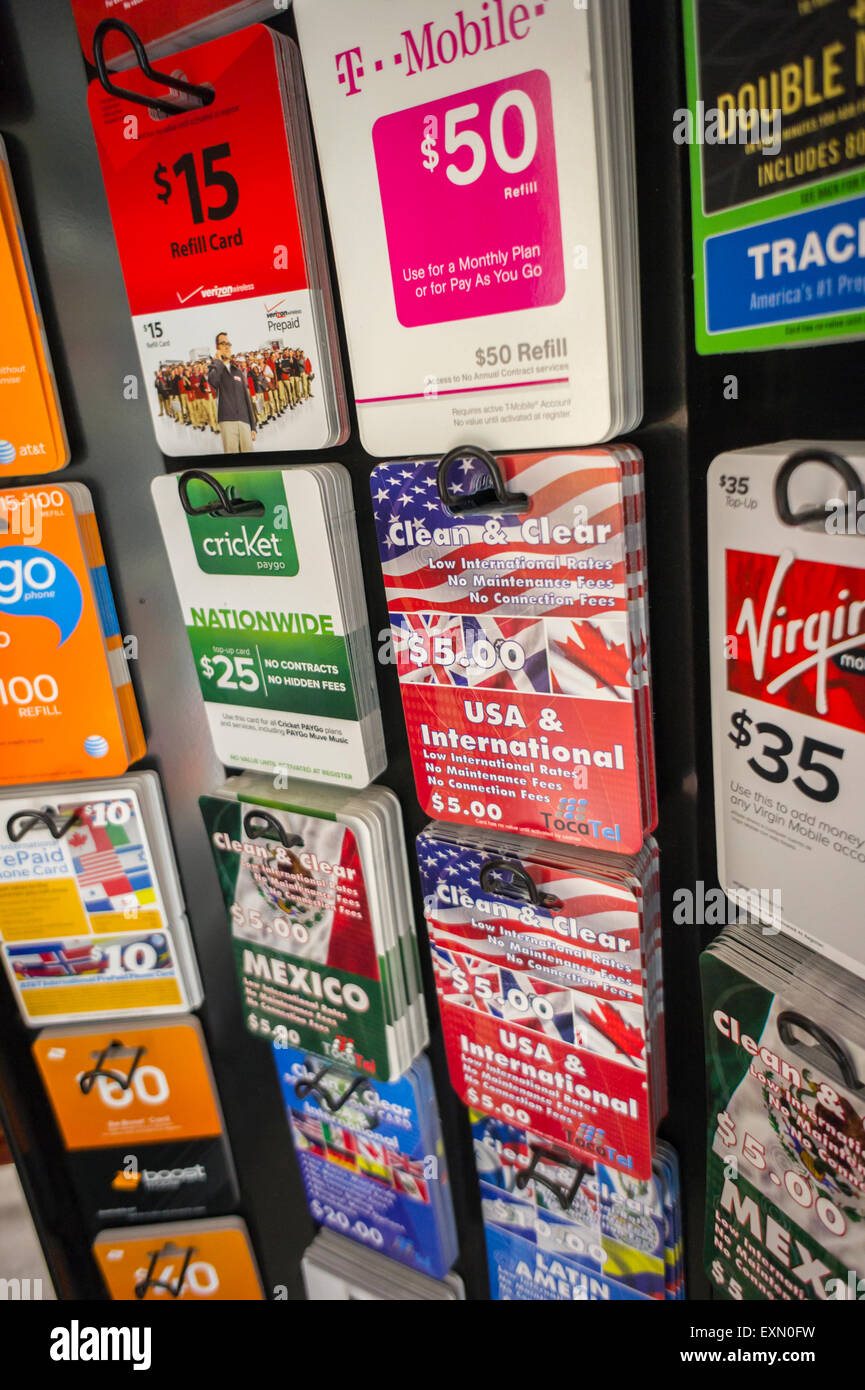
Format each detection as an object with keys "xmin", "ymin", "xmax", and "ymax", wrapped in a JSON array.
[{"xmin": 207, "ymin": 332, "xmax": 258, "ymax": 452}]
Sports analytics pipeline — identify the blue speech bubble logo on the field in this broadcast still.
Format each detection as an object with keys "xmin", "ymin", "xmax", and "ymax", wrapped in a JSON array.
[{"xmin": 0, "ymin": 546, "xmax": 83, "ymax": 646}]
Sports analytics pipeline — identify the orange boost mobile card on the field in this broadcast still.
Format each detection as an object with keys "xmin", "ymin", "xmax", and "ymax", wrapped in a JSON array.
[
  {"xmin": 32, "ymin": 1019, "xmax": 223, "ymax": 1150},
  {"xmin": 93, "ymin": 1220, "xmax": 264, "ymax": 1300}
]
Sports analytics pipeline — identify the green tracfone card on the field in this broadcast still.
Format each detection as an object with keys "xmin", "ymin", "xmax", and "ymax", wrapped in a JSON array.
[{"xmin": 683, "ymin": 0, "xmax": 865, "ymax": 353}]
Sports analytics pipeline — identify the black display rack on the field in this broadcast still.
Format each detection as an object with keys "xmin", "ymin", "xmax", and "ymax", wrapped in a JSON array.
[{"xmin": 1, "ymin": 0, "xmax": 862, "ymax": 1303}]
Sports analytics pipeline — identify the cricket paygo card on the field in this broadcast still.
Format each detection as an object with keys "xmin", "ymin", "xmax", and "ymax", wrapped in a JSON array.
[{"xmin": 153, "ymin": 465, "xmax": 384, "ymax": 786}]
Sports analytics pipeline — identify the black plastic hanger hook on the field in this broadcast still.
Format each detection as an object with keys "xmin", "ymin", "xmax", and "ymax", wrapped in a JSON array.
[
  {"xmin": 93, "ymin": 19, "xmax": 215, "ymax": 117},
  {"xmin": 436, "ymin": 445, "xmax": 529, "ymax": 514},
  {"xmin": 178, "ymin": 469, "xmax": 264, "ymax": 518},
  {"xmin": 774, "ymin": 447, "xmax": 865, "ymax": 528}
]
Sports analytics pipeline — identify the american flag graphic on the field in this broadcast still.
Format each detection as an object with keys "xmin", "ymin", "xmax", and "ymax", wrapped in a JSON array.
[
  {"xmin": 63, "ymin": 798, "xmax": 155, "ymax": 919},
  {"xmin": 416, "ymin": 832, "xmax": 644, "ymax": 998},
  {"xmin": 372, "ymin": 452, "xmax": 629, "ymax": 621}
]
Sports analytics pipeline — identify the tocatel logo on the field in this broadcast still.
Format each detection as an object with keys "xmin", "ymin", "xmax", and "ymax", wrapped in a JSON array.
[
  {"xmin": 185, "ymin": 470, "xmax": 299, "ymax": 577},
  {"xmin": 0, "ymin": 546, "xmax": 83, "ymax": 645}
]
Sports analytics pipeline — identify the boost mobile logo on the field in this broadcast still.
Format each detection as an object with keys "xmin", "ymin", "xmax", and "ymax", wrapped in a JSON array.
[
  {"xmin": 112, "ymin": 1164, "xmax": 207, "ymax": 1192},
  {"xmin": 0, "ymin": 546, "xmax": 83, "ymax": 645}
]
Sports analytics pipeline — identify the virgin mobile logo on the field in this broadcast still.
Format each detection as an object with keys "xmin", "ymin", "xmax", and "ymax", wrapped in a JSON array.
[{"xmin": 729, "ymin": 549, "xmax": 865, "ymax": 716}]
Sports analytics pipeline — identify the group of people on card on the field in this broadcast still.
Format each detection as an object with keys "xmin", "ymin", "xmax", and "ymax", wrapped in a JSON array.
[{"xmin": 153, "ymin": 335, "xmax": 314, "ymax": 452}]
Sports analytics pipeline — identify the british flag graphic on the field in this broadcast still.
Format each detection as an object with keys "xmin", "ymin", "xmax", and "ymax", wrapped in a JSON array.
[
  {"xmin": 392, "ymin": 611, "xmax": 467, "ymax": 684},
  {"xmin": 392, "ymin": 611, "xmax": 550, "ymax": 692},
  {"xmin": 431, "ymin": 943, "xmax": 646, "ymax": 1068}
]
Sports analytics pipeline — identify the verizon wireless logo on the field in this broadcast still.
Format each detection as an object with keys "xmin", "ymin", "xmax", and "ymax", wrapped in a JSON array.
[
  {"xmin": 50, "ymin": 1321, "xmax": 151, "ymax": 1370},
  {"xmin": 265, "ymin": 299, "xmax": 300, "ymax": 327}
]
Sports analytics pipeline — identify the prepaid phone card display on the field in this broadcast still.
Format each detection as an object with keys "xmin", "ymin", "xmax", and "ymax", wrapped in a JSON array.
[
  {"xmin": 708, "ymin": 443, "xmax": 865, "ymax": 977},
  {"xmin": 33, "ymin": 1018, "xmax": 237, "ymax": 1226},
  {"xmin": 683, "ymin": 0, "xmax": 865, "ymax": 353}
]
